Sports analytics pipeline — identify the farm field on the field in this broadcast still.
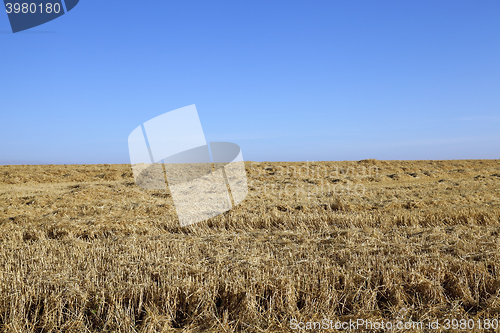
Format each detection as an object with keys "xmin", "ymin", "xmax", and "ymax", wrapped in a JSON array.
[{"xmin": 0, "ymin": 159, "xmax": 500, "ymax": 332}]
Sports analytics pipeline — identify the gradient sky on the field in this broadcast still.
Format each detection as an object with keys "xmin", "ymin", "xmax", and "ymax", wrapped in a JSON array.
[{"xmin": 1, "ymin": 0, "xmax": 499, "ymax": 164}]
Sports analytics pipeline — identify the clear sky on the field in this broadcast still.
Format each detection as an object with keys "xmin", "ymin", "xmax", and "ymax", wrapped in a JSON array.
[{"xmin": 1, "ymin": 0, "xmax": 499, "ymax": 165}]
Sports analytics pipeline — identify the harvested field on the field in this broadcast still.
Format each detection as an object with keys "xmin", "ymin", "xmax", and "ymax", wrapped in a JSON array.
[{"xmin": 0, "ymin": 159, "xmax": 500, "ymax": 332}]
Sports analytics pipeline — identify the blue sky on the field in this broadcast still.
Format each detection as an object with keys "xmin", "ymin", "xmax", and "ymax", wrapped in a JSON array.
[{"xmin": 1, "ymin": 0, "xmax": 499, "ymax": 164}]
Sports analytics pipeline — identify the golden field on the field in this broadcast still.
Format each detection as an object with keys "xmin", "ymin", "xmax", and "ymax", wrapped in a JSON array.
[{"xmin": 0, "ymin": 159, "xmax": 499, "ymax": 332}]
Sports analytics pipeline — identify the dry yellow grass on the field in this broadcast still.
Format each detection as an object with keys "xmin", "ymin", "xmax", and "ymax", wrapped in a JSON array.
[{"xmin": 0, "ymin": 159, "xmax": 499, "ymax": 332}]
